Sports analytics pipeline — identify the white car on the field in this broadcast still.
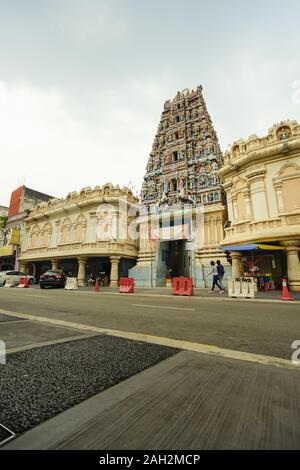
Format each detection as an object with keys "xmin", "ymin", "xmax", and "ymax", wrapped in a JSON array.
[{"xmin": 0, "ymin": 270, "xmax": 35, "ymax": 287}]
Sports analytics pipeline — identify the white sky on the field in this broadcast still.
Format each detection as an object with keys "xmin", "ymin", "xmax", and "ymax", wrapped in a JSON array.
[{"xmin": 0, "ymin": 0, "xmax": 300, "ymax": 205}]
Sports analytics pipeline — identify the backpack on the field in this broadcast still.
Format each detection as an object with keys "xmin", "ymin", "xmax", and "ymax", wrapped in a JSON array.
[{"xmin": 218, "ymin": 264, "xmax": 225, "ymax": 276}]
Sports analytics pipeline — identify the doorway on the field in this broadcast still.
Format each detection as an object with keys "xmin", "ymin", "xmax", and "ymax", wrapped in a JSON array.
[{"xmin": 165, "ymin": 240, "xmax": 190, "ymax": 278}]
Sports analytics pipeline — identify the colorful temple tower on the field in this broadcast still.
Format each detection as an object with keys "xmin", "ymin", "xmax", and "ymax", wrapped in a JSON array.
[{"xmin": 130, "ymin": 86, "xmax": 228, "ymax": 287}]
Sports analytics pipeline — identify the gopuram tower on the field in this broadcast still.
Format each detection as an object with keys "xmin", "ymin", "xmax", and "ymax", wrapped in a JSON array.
[{"xmin": 130, "ymin": 86, "xmax": 228, "ymax": 287}]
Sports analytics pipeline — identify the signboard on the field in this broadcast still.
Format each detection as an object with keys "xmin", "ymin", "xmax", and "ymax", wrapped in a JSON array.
[
  {"xmin": 9, "ymin": 228, "xmax": 20, "ymax": 245},
  {"xmin": 0, "ymin": 245, "xmax": 13, "ymax": 257}
]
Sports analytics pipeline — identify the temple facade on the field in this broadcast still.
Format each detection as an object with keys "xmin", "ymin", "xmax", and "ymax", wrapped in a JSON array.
[
  {"xmin": 130, "ymin": 86, "xmax": 228, "ymax": 287},
  {"xmin": 18, "ymin": 184, "xmax": 139, "ymax": 286},
  {"xmin": 219, "ymin": 120, "xmax": 300, "ymax": 291}
]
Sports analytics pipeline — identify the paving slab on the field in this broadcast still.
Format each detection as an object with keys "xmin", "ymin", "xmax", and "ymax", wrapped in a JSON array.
[
  {"xmin": 0, "ymin": 320, "xmax": 90, "ymax": 350},
  {"xmin": 5, "ymin": 350, "xmax": 300, "ymax": 450}
]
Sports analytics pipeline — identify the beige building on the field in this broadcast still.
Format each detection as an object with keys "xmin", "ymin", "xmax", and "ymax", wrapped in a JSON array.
[
  {"xmin": 19, "ymin": 184, "xmax": 139, "ymax": 286},
  {"xmin": 219, "ymin": 120, "xmax": 300, "ymax": 291}
]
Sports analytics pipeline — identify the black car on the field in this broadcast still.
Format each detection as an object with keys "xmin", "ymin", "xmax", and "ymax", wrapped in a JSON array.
[{"xmin": 40, "ymin": 270, "xmax": 67, "ymax": 289}]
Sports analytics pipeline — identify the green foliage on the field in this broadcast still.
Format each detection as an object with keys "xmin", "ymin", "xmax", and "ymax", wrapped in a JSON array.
[{"xmin": 0, "ymin": 216, "xmax": 7, "ymax": 230}]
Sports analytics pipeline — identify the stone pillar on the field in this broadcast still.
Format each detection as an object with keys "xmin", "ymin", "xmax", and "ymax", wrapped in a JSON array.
[
  {"xmin": 77, "ymin": 257, "xmax": 88, "ymax": 286},
  {"xmin": 274, "ymin": 181, "xmax": 285, "ymax": 214},
  {"xmin": 87, "ymin": 212, "xmax": 97, "ymax": 243},
  {"xmin": 19, "ymin": 262, "xmax": 29, "ymax": 274},
  {"xmin": 284, "ymin": 241, "xmax": 300, "ymax": 292},
  {"xmin": 110, "ymin": 256, "xmax": 120, "ymax": 288},
  {"xmin": 51, "ymin": 259, "xmax": 59, "ymax": 270},
  {"xmin": 23, "ymin": 225, "xmax": 30, "ymax": 251},
  {"xmin": 230, "ymin": 251, "xmax": 243, "ymax": 278},
  {"xmin": 232, "ymin": 198, "xmax": 238, "ymax": 223},
  {"xmin": 244, "ymin": 190, "xmax": 252, "ymax": 219}
]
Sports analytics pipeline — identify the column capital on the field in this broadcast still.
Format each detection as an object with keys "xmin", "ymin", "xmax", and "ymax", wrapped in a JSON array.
[
  {"xmin": 281, "ymin": 240, "xmax": 300, "ymax": 250},
  {"xmin": 51, "ymin": 259, "xmax": 59, "ymax": 270},
  {"xmin": 77, "ymin": 256, "xmax": 88, "ymax": 263},
  {"xmin": 110, "ymin": 256, "xmax": 121, "ymax": 262},
  {"xmin": 229, "ymin": 251, "xmax": 242, "ymax": 259}
]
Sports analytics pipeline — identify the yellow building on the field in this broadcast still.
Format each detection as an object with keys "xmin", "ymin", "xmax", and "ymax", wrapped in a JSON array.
[
  {"xmin": 19, "ymin": 184, "xmax": 139, "ymax": 286},
  {"xmin": 219, "ymin": 120, "xmax": 300, "ymax": 291}
]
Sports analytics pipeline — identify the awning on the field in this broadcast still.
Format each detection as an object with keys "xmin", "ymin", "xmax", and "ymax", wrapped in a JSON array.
[{"xmin": 220, "ymin": 243, "xmax": 285, "ymax": 252}]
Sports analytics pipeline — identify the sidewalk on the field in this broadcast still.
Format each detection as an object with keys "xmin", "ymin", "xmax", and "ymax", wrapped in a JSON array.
[{"xmin": 5, "ymin": 350, "xmax": 300, "ymax": 450}]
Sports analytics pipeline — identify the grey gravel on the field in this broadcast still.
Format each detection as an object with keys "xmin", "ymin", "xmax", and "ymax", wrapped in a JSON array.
[
  {"xmin": 0, "ymin": 314, "xmax": 23, "ymax": 323},
  {"xmin": 0, "ymin": 335, "xmax": 179, "ymax": 435}
]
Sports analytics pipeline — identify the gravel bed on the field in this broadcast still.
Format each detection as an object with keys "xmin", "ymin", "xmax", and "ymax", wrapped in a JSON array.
[
  {"xmin": 0, "ymin": 335, "xmax": 179, "ymax": 435},
  {"xmin": 0, "ymin": 314, "xmax": 23, "ymax": 323}
]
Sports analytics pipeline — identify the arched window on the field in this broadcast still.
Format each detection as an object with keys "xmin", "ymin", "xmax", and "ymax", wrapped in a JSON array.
[
  {"xmin": 42, "ymin": 222, "xmax": 52, "ymax": 247},
  {"xmin": 75, "ymin": 215, "xmax": 86, "ymax": 242},
  {"xmin": 60, "ymin": 217, "xmax": 72, "ymax": 244},
  {"xmin": 274, "ymin": 163, "xmax": 300, "ymax": 213},
  {"xmin": 30, "ymin": 224, "xmax": 39, "ymax": 248}
]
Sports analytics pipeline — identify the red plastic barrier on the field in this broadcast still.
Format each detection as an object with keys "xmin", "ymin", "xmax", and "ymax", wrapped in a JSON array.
[
  {"xmin": 173, "ymin": 278, "xmax": 194, "ymax": 296},
  {"xmin": 17, "ymin": 276, "xmax": 29, "ymax": 288},
  {"xmin": 173, "ymin": 278, "xmax": 181, "ymax": 295},
  {"xmin": 120, "ymin": 277, "xmax": 135, "ymax": 294}
]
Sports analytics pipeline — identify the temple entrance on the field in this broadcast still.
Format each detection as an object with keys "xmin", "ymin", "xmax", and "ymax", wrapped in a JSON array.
[
  {"xmin": 168, "ymin": 240, "xmax": 189, "ymax": 277},
  {"xmin": 158, "ymin": 240, "xmax": 190, "ymax": 284}
]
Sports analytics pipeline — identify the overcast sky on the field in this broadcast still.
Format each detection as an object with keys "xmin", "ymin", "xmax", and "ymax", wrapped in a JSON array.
[{"xmin": 1, "ymin": 0, "xmax": 300, "ymax": 205}]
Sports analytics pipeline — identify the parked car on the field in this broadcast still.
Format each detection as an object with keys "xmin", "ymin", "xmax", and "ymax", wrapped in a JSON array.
[
  {"xmin": 0, "ymin": 270, "xmax": 35, "ymax": 287},
  {"xmin": 40, "ymin": 270, "xmax": 67, "ymax": 289}
]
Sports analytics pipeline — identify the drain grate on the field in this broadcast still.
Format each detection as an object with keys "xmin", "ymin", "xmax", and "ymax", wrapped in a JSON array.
[{"xmin": 0, "ymin": 424, "xmax": 16, "ymax": 446}]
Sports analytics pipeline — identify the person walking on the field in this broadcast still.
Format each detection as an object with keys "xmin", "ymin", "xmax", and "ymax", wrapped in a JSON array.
[
  {"xmin": 216, "ymin": 260, "xmax": 225, "ymax": 291},
  {"xmin": 208, "ymin": 260, "xmax": 224, "ymax": 293}
]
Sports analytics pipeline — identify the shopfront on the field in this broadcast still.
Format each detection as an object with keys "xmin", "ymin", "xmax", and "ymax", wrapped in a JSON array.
[{"xmin": 222, "ymin": 243, "xmax": 286, "ymax": 291}]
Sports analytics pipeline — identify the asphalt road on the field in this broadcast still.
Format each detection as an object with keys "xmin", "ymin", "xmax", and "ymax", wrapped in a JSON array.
[{"xmin": 0, "ymin": 287, "xmax": 299, "ymax": 359}]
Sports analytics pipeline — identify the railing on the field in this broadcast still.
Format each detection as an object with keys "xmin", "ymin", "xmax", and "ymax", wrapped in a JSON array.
[{"xmin": 224, "ymin": 218, "xmax": 283, "ymax": 238}]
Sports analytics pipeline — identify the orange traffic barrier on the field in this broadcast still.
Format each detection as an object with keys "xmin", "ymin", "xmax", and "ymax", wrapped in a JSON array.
[
  {"xmin": 17, "ymin": 276, "xmax": 29, "ymax": 288},
  {"xmin": 95, "ymin": 279, "xmax": 100, "ymax": 292},
  {"xmin": 173, "ymin": 278, "xmax": 194, "ymax": 296},
  {"xmin": 173, "ymin": 278, "xmax": 181, "ymax": 295},
  {"xmin": 281, "ymin": 278, "xmax": 294, "ymax": 301},
  {"xmin": 120, "ymin": 277, "xmax": 135, "ymax": 294}
]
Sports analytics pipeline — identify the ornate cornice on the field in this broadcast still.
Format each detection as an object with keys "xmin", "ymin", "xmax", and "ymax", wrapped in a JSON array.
[
  {"xmin": 25, "ymin": 184, "xmax": 139, "ymax": 221},
  {"xmin": 220, "ymin": 120, "xmax": 300, "ymax": 179}
]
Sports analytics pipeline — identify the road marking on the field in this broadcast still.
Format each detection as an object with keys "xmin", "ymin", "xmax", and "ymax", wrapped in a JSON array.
[
  {"xmin": 0, "ymin": 308, "xmax": 299, "ymax": 372},
  {"xmin": 132, "ymin": 304, "xmax": 195, "ymax": 312}
]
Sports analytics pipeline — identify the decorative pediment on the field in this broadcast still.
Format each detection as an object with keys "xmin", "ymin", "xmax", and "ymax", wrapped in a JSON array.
[{"xmin": 277, "ymin": 162, "xmax": 300, "ymax": 177}]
